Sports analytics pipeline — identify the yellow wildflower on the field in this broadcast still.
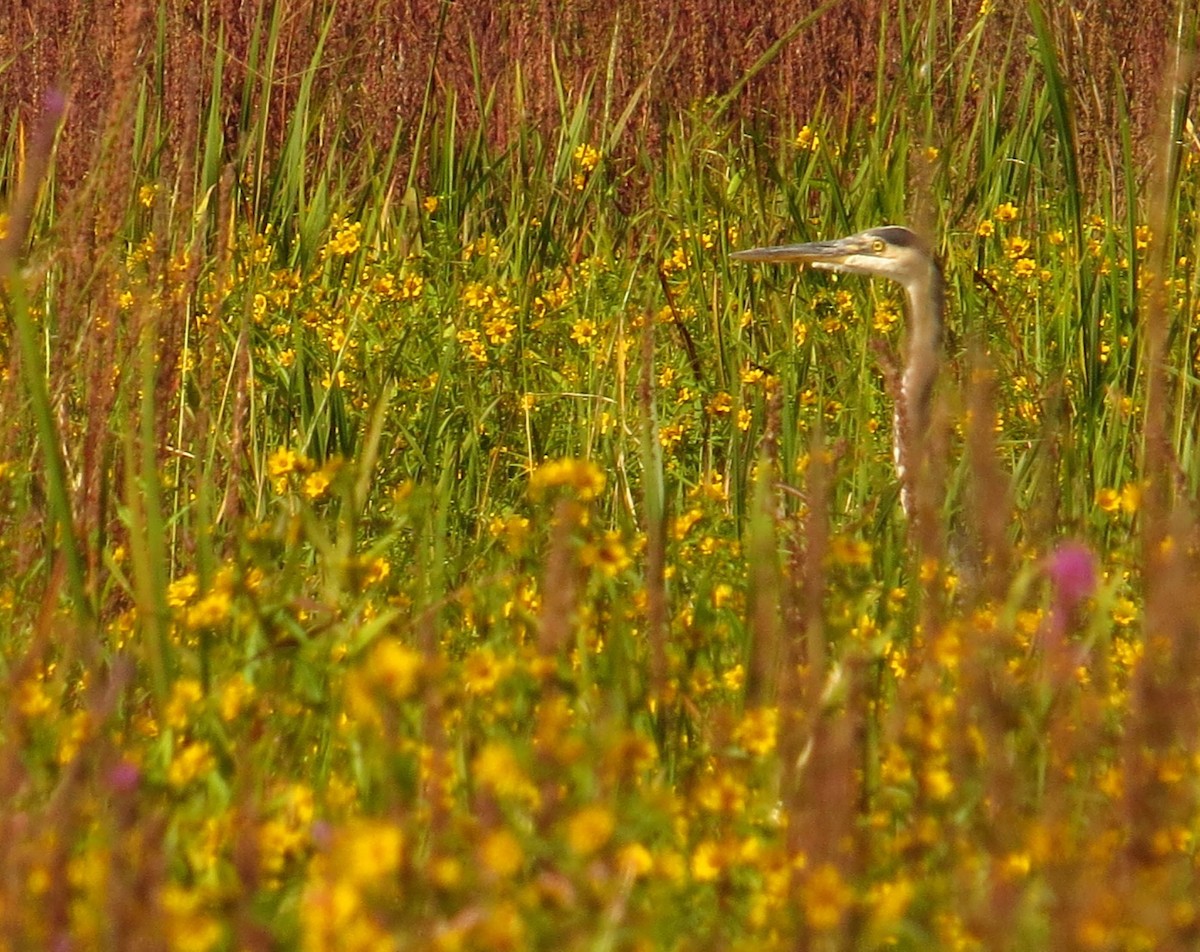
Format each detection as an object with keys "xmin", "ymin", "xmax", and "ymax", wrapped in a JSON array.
[
  {"xmin": 168, "ymin": 740, "xmax": 215, "ymax": 790},
  {"xmin": 480, "ymin": 829, "xmax": 524, "ymax": 877},
  {"xmin": 343, "ymin": 820, "xmax": 404, "ymax": 885},
  {"xmin": 322, "ymin": 217, "xmax": 362, "ymax": 258},
  {"xmin": 166, "ymin": 679, "xmax": 204, "ymax": 730},
  {"xmin": 473, "ymin": 742, "xmax": 540, "ymax": 808},
  {"xmin": 565, "ymin": 805, "xmax": 615, "ymax": 857},
  {"xmin": 368, "ymin": 639, "xmax": 423, "ymax": 699},
  {"xmin": 167, "ymin": 574, "xmax": 199, "ymax": 608},
  {"xmin": 994, "ymin": 201, "xmax": 1019, "ymax": 222},
  {"xmin": 1004, "ymin": 235, "xmax": 1031, "ymax": 258},
  {"xmin": 1013, "ymin": 257, "xmax": 1036, "ymax": 278},
  {"xmin": 618, "ymin": 843, "xmax": 653, "ymax": 878},
  {"xmin": 160, "ymin": 884, "xmax": 221, "ymax": 952},
  {"xmin": 801, "ymin": 863, "xmax": 853, "ymax": 931},
  {"xmin": 691, "ymin": 840, "xmax": 723, "ymax": 882},
  {"xmin": 219, "ymin": 675, "xmax": 253, "ymax": 721},
  {"xmin": 528, "ymin": 458, "xmax": 605, "ymax": 501},
  {"xmin": 186, "ymin": 590, "xmax": 231, "ymax": 630},
  {"xmin": 572, "ymin": 143, "xmax": 601, "ymax": 173},
  {"xmin": 733, "ymin": 706, "xmax": 778, "ymax": 757},
  {"xmin": 571, "ymin": 318, "xmax": 598, "ymax": 346}
]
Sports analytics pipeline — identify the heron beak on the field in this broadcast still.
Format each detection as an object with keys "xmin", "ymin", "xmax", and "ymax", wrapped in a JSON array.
[{"xmin": 731, "ymin": 236, "xmax": 866, "ymax": 267}]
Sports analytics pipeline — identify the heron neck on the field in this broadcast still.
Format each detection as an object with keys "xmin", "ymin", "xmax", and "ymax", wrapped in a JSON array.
[
  {"xmin": 901, "ymin": 261, "xmax": 944, "ymax": 433},
  {"xmin": 906, "ymin": 261, "xmax": 943, "ymax": 358}
]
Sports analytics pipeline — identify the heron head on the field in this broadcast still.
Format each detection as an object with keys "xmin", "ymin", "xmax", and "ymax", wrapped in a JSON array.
[{"xmin": 732, "ymin": 226, "xmax": 935, "ymax": 289}]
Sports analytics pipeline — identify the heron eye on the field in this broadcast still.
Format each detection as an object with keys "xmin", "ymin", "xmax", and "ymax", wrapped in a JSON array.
[{"xmin": 872, "ymin": 238, "xmax": 886, "ymax": 253}]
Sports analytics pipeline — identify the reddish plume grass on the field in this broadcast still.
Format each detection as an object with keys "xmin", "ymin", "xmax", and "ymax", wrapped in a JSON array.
[{"xmin": 0, "ymin": 0, "xmax": 1179, "ymax": 193}]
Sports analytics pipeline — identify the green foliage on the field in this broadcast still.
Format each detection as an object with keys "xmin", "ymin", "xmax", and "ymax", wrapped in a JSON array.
[{"xmin": 1, "ymin": 2, "xmax": 1198, "ymax": 949}]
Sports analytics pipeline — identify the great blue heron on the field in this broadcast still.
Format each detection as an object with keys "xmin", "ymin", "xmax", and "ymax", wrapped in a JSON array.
[{"xmin": 732, "ymin": 226, "xmax": 944, "ymax": 514}]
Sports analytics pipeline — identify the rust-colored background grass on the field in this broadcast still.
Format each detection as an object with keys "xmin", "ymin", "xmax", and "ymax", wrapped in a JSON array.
[{"xmin": 2, "ymin": 0, "xmax": 1176, "ymax": 187}]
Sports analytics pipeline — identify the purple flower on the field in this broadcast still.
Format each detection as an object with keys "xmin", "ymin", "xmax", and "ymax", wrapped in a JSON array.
[
  {"xmin": 107, "ymin": 760, "xmax": 141, "ymax": 794},
  {"xmin": 43, "ymin": 88, "xmax": 67, "ymax": 117},
  {"xmin": 1045, "ymin": 542, "xmax": 1097, "ymax": 609},
  {"xmin": 311, "ymin": 819, "xmax": 334, "ymax": 849}
]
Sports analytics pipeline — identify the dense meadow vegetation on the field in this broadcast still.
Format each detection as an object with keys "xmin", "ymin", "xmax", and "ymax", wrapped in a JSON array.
[{"xmin": 3, "ymin": 1, "xmax": 1200, "ymax": 949}]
